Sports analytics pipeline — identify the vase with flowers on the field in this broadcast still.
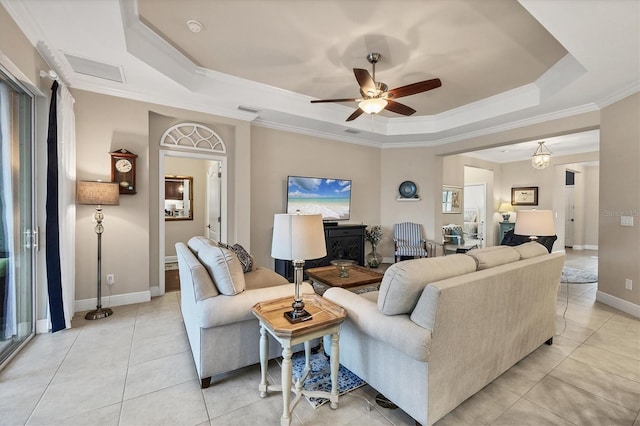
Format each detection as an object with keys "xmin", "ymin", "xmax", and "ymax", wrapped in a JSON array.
[{"xmin": 365, "ymin": 225, "xmax": 383, "ymax": 268}]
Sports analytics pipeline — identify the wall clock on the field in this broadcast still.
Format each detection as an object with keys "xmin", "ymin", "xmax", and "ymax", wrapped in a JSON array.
[{"xmin": 110, "ymin": 148, "xmax": 138, "ymax": 194}]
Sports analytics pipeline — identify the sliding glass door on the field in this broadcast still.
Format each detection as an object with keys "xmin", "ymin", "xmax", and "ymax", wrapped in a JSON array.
[{"xmin": 0, "ymin": 68, "xmax": 35, "ymax": 366}]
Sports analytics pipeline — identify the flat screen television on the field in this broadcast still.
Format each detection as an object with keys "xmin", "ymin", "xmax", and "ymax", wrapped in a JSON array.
[{"xmin": 286, "ymin": 175, "xmax": 351, "ymax": 221}]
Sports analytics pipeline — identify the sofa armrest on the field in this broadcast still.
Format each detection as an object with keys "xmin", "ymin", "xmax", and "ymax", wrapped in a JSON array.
[
  {"xmin": 323, "ymin": 287, "xmax": 431, "ymax": 362},
  {"xmin": 196, "ymin": 282, "xmax": 314, "ymax": 328}
]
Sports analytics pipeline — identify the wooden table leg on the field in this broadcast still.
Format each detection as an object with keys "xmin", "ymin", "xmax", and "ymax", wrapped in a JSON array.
[
  {"xmin": 259, "ymin": 325, "xmax": 269, "ymax": 397},
  {"xmin": 329, "ymin": 332, "xmax": 339, "ymax": 409},
  {"xmin": 281, "ymin": 346, "xmax": 293, "ymax": 426}
]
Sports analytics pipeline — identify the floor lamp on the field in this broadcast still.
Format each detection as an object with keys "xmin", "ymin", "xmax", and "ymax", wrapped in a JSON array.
[
  {"xmin": 77, "ymin": 181, "xmax": 119, "ymax": 320},
  {"xmin": 271, "ymin": 213, "xmax": 326, "ymax": 323}
]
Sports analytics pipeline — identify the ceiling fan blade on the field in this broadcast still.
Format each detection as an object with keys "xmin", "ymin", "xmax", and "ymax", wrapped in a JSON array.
[
  {"xmin": 354, "ymin": 68, "xmax": 376, "ymax": 96},
  {"xmin": 387, "ymin": 78, "xmax": 442, "ymax": 99},
  {"xmin": 384, "ymin": 100, "xmax": 416, "ymax": 116},
  {"xmin": 310, "ymin": 98, "xmax": 358, "ymax": 104},
  {"xmin": 346, "ymin": 108, "xmax": 364, "ymax": 121}
]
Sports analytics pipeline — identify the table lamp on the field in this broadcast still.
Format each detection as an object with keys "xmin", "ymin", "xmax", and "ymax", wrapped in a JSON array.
[
  {"xmin": 77, "ymin": 180, "xmax": 119, "ymax": 320},
  {"xmin": 498, "ymin": 202, "xmax": 515, "ymax": 221},
  {"xmin": 271, "ymin": 213, "xmax": 326, "ymax": 323},
  {"xmin": 514, "ymin": 210, "xmax": 555, "ymax": 241}
]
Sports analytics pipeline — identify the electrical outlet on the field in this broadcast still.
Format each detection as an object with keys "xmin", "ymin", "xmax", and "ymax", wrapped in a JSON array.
[
  {"xmin": 625, "ymin": 279, "xmax": 632, "ymax": 290},
  {"xmin": 106, "ymin": 274, "xmax": 115, "ymax": 286}
]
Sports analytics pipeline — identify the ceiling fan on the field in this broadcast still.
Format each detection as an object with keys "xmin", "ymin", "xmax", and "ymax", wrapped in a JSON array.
[{"xmin": 310, "ymin": 52, "xmax": 442, "ymax": 121}]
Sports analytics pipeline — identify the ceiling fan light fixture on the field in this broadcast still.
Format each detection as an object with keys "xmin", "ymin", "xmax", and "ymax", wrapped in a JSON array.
[
  {"xmin": 359, "ymin": 98, "xmax": 387, "ymax": 115},
  {"xmin": 531, "ymin": 141, "xmax": 552, "ymax": 169}
]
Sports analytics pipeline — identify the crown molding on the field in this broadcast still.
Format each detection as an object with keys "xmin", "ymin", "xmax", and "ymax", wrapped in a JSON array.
[{"xmin": 596, "ymin": 81, "xmax": 640, "ymax": 109}]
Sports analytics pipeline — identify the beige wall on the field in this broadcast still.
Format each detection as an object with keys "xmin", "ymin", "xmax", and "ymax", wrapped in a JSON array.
[
  {"xmin": 599, "ymin": 93, "xmax": 640, "ymax": 307},
  {"xmin": 74, "ymin": 90, "xmax": 249, "ymax": 299},
  {"xmin": 380, "ymin": 147, "xmax": 441, "ymax": 259},
  {"xmin": 584, "ymin": 165, "xmax": 600, "ymax": 248},
  {"xmin": 250, "ymin": 126, "xmax": 381, "ymax": 267},
  {"xmin": 497, "ymin": 151, "xmax": 599, "ymax": 251}
]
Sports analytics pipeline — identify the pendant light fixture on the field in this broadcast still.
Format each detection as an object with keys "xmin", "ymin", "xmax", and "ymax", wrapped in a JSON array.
[{"xmin": 531, "ymin": 141, "xmax": 551, "ymax": 169}]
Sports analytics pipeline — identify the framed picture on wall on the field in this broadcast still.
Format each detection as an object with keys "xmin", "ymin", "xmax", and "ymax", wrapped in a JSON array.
[
  {"xmin": 511, "ymin": 186, "xmax": 538, "ymax": 206},
  {"xmin": 442, "ymin": 185, "xmax": 463, "ymax": 213}
]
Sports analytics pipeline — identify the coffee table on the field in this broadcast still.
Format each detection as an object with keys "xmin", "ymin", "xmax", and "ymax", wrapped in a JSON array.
[
  {"xmin": 252, "ymin": 294, "xmax": 346, "ymax": 426},
  {"xmin": 306, "ymin": 264, "xmax": 384, "ymax": 295}
]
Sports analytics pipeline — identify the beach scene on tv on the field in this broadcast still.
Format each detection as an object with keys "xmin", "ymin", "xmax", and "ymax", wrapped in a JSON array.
[{"xmin": 287, "ymin": 176, "xmax": 351, "ymax": 220}]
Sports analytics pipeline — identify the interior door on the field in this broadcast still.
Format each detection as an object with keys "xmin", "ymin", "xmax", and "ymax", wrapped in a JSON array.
[
  {"xmin": 205, "ymin": 162, "xmax": 221, "ymax": 241},
  {"xmin": 565, "ymin": 186, "xmax": 575, "ymax": 247}
]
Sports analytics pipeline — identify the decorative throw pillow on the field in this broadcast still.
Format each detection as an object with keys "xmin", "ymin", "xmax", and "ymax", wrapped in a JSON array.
[{"xmin": 218, "ymin": 241, "xmax": 254, "ymax": 273}]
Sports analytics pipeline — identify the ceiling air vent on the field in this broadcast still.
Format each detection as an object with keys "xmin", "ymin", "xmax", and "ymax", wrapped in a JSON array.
[
  {"xmin": 64, "ymin": 53, "xmax": 125, "ymax": 83},
  {"xmin": 344, "ymin": 128, "xmax": 360, "ymax": 134},
  {"xmin": 237, "ymin": 105, "xmax": 261, "ymax": 114}
]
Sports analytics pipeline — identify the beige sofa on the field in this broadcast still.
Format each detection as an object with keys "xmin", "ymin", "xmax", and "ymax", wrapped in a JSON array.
[
  {"xmin": 176, "ymin": 236, "xmax": 313, "ymax": 388},
  {"xmin": 323, "ymin": 242, "xmax": 564, "ymax": 425}
]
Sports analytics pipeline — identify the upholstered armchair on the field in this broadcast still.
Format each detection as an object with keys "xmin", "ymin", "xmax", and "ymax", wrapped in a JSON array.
[{"xmin": 393, "ymin": 222, "xmax": 428, "ymax": 262}]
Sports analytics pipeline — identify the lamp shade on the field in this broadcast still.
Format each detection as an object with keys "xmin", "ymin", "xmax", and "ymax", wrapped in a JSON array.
[
  {"xmin": 271, "ymin": 213, "xmax": 326, "ymax": 261},
  {"xmin": 514, "ymin": 210, "xmax": 555, "ymax": 236},
  {"xmin": 77, "ymin": 181, "xmax": 120, "ymax": 206},
  {"xmin": 498, "ymin": 202, "xmax": 514, "ymax": 213}
]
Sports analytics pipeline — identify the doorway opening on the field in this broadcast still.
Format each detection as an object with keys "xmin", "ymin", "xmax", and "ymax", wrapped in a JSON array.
[{"xmin": 158, "ymin": 150, "xmax": 227, "ymax": 295}]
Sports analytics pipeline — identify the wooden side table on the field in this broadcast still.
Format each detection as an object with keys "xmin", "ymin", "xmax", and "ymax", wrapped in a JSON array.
[{"xmin": 252, "ymin": 294, "xmax": 347, "ymax": 426}]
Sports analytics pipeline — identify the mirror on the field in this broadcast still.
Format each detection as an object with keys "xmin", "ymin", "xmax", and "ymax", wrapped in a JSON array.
[{"xmin": 165, "ymin": 176, "xmax": 193, "ymax": 220}]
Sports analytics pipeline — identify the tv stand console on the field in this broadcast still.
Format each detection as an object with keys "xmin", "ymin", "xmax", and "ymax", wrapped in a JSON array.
[{"xmin": 274, "ymin": 223, "xmax": 366, "ymax": 281}]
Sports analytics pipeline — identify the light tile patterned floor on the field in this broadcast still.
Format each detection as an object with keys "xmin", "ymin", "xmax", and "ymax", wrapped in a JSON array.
[{"xmin": 1, "ymin": 249, "xmax": 639, "ymax": 425}]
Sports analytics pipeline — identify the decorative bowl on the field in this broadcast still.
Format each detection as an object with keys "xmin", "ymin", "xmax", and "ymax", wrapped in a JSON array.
[{"xmin": 330, "ymin": 259, "xmax": 356, "ymax": 278}]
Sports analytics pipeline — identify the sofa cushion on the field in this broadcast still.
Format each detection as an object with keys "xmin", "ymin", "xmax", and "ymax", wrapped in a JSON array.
[
  {"xmin": 176, "ymin": 243, "xmax": 219, "ymax": 301},
  {"xmin": 198, "ymin": 245, "xmax": 246, "ymax": 295},
  {"xmin": 513, "ymin": 241, "xmax": 549, "ymax": 259},
  {"xmin": 377, "ymin": 254, "xmax": 477, "ymax": 315},
  {"xmin": 244, "ymin": 266, "xmax": 289, "ymax": 290},
  {"xmin": 187, "ymin": 236, "xmax": 218, "ymax": 254},
  {"xmin": 466, "ymin": 245, "xmax": 520, "ymax": 270}
]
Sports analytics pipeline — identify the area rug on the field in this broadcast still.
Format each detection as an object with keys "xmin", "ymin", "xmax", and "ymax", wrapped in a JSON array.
[
  {"xmin": 561, "ymin": 266, "xmax": 598, "ymax": 284},
  {"xmin": 287, "ymin": 350, "xmax": 365, "ymax": 409}
]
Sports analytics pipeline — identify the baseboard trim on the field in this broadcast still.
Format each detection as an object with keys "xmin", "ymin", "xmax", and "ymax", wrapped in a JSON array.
[
  {"xmin": 165, "ymin": 255, "xmax": 177, "ymax": 264},
  {"xmin": 74, "ymin": 290, "xmax": 151, "ymax": 312},
  {"xmin": 150, "ymin": 285, "xmax": 161, "ymax": 297},
  {"xmin": 570, "ymin": 245, "xmax": 599, "ymax": 251},
  {"xmin": 36, "ymin": 319, "xmax": 49, "ymax": 334},
  {"xmin": 596, "ymin": 291, "xmax": 640, "ymax": 318}
]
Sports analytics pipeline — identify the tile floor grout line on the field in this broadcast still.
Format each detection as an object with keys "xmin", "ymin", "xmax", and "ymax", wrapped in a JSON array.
[
  {"xmin": 117, "ymin": 304, "xmax": 141, "ymax": 426},
  {"xmin": 24, "ymin": 325, "xmax": 83, "ymax": 425}
]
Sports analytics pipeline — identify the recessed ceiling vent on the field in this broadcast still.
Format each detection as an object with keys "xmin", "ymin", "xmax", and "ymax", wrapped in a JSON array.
[
  {"xmin": 237, "ymin": 105, "xmax": 261, "ymax": 114},
  {"xmin": 344, "ymin": 128, "xmax": 360, "ymax": 134},
  {"xmin": 64, "ymin": 53, "xmax": 125, "ymax": 83}
]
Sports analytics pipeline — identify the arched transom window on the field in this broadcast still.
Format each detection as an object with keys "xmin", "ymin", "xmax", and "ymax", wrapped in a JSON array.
[{"xmin": 160, "ymin": 122, "xmax": 226, "ymax": 154}]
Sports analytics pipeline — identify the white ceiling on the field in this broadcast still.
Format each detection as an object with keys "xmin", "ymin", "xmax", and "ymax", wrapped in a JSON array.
[{"xmin": 3, "ymin": 0, "xmax": 638, "ymax": 159}]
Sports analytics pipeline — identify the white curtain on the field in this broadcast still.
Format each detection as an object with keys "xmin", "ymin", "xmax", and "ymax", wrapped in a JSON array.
[
  {"xmin": 0, "ymin": 81, "xmax": 17, "ymax": 338},
  {"xmin": 55, "ymin": 83, "xmax": 76, "ymax": 329}
]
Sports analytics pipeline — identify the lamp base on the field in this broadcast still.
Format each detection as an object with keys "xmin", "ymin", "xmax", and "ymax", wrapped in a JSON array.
[
  {"xmin": 85, "ymin": 307, "xmax": 113, "ymax": 320},
  {"xmin": 501, "ymin": 214, "xmax": 511, "ymax": 221},
  {"xmin": 284, "ymin": 309, "xmax": 311, "ymax": 323}
]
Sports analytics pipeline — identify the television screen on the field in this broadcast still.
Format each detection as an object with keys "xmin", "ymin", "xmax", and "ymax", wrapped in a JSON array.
[{"xmin": 286, "ymin": 176, "xmax": 351, "ymax": 221}]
